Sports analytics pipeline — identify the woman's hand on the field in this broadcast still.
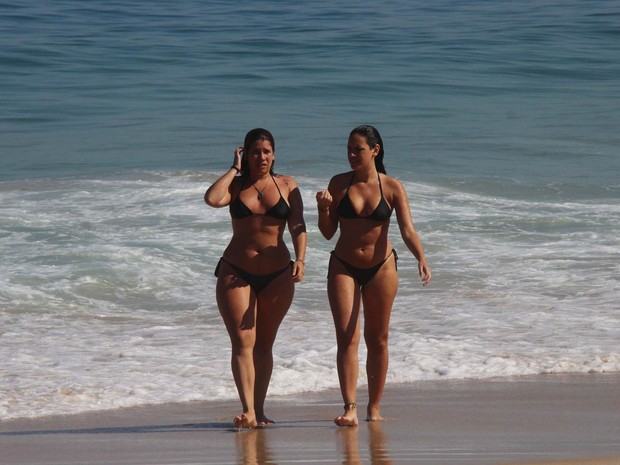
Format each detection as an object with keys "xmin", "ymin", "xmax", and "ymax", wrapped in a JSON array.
[
  {"xmin": 316, "ymin": 189, "xmax": 332, "ymax": 212},
  {"xmin": 316, "ymin": 188, "xmax": 338, "ymax": 239},
  {"xmin": 233, "ymin": 147, "xmax": 243, "ymax": 171},
  {"xmin": 292, "ymin": 260, "xmax": 305, "ymax": 282},
  {"xmin": 419, "ymin": 259, "xmax": 431, "ymax": 286}
]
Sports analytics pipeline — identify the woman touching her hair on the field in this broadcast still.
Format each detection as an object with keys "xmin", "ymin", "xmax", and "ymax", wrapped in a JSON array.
[{"xmin": 205, "ymin": 128, "xmax": 307, "ymax": 429}]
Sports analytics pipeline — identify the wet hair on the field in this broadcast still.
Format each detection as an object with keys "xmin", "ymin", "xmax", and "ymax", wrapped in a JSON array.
[
  {"xmin": 349, "ymin": 125, "xmax": 386, "ymax": 174},
  {"xmin": 241, "ymin": 128, "xmax": 276, "ymax": 176}
]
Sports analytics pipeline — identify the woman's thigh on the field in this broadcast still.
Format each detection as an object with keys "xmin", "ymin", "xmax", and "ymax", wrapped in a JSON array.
[
  {"xmin": 328, "ymin": 256, "xmax": 362, "ymax": 341},
  {"xmin": 255, "ymin": 267, "xmax": 295, "ymax": 343},
  {"xmin": 362, "ymin": 253, "xmax": 398, "ymax": 337},
  {"xmin": 216, "ymin": 263, "xmax": 257, "ymax": 346}
]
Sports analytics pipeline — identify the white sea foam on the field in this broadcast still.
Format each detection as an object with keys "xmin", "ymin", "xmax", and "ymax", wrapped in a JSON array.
[
  {"xmin": 1, "ymin": 172, "xmax": 618, "ymax": 420},
  {"xmin": 2, "ymin": 0, "xmax": 619, "ymax": 421}
]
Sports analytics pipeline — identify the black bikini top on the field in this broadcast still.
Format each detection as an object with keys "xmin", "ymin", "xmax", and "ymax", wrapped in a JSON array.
[
  {"xmin": 229, "ymin": 175, "xmax": 291, "ymax": 220},
  {"xmin": 337, "ymin": 173, "xmax": 393, "ymax": 222}
]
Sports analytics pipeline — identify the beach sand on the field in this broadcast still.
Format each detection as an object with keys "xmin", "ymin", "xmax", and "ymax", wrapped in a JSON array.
[{"xmin": 1, "ymin": 373, "xmax": 619, "ymax": 465}]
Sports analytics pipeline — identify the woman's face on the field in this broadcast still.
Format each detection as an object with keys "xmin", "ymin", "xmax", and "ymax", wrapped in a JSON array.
[
  {"xmin": 245, "ymin": 139, "xmax": 274, "ymax": 176},
  {"xmin": 347, "ymin": 133, "xmax": 378, "ymax": 170}
]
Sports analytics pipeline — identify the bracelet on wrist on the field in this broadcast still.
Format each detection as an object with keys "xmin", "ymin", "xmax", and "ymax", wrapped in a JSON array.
[
  {"xmin": 318, "ymin": 207, "xmax": 329, "ymax": 212},
  {"xmin": 295, "ymin": 259, "xmax": 305, "ymax": 264},
  {"xmin": 230, "ymin": 165, "xmax": 240, "ymax": 173}
]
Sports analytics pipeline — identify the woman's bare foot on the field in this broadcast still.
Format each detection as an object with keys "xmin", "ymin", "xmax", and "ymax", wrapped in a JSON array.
[
  {"xmin": 233, "ymin": 412, "xmax": 257, "ymax": 430},
  {"xmin": 334, "ymin": 402, "xmax": 358, "ymax": 427},
  {"xmin": 256, "ymin": 414, "xmax": 275, "ymax": 427},
  {"xmin": 366, "ymin": 404, "xmax": 385, "ymax": 422}
]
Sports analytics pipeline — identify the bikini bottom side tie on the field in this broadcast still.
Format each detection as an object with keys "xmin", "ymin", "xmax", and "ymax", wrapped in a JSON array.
[
  {"xmin": 215, "ymin": 258, "xmax": 292, "ymax": 294},
  {"xmin": 329, "ymin": 249, "xmax": 397, "ymax": 288}
]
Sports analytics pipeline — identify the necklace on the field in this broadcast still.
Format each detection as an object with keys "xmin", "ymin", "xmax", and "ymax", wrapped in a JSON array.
[{"xmin": 253, "ymin": 177, "xmax": 270, "ymax": 200}]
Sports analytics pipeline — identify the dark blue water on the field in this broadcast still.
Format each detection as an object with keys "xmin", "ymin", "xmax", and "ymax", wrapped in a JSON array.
[{"xmin": 2, "ymin": 0, "xmax": 619, "ymax": 195}]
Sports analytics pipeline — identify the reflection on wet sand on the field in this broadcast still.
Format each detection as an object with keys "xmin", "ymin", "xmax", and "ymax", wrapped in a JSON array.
[
  {"xmin": 236, "ymin": 429, "xmax": 275, "ymax": 465},
  {"xmin": 338, "ymin": 422, "xmax": 393, "ymax": 465},
  {"xmin": 368, "ymin": 422, "xmax": 393, "ymax": 464},
  {"xmin": 338, "ymin": 427, "xmax": 362, "ymax": 465}
]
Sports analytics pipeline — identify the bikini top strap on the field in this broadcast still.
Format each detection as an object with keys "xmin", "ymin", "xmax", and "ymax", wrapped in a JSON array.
[
  {"xmin": 231, "ymin": 176, "xmax": 244, "ymax": 201},
  {"xmin": 346, "ymin": 173, "xmax": 355, "ymax": 192},
  {"xmin": 377, "ymin": 173, "xmax": 384, "ymax": 196},
  {"xmin": 271, "ymin": 174, "xmax": 283, "ymax": 196}
]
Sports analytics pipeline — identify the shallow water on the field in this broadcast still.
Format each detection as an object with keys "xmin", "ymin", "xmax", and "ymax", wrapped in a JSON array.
[{"xmin": 1, "ymin": 0, "xmax": 618, "ymax": 419}]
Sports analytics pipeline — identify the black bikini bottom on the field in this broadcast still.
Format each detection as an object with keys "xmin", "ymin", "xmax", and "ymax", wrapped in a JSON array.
[
  {"xmin": 329, "ymin": 249, "xmax": 397, "ymax": 288},
  {"xmin": 215, "ymin": 258, "xmax": 292, "ymax": 294}
]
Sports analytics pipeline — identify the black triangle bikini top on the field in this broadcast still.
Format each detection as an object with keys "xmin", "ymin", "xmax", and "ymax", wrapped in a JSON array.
[
  {"xmin": 229, "ymin": 175, "xmax": 291, "ymax": 220},
  {"xmin": 336, "ymin": 173, "xmax": 393, "ymax": 222}
]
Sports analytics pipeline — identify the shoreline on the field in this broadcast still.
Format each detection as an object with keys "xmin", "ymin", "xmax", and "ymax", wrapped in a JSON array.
[{"xmin": 1, "ymin": 373, "xmax": 619, "ymax": 465}]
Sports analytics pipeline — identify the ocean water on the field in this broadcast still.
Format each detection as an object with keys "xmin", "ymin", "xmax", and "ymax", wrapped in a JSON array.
[{"xmin": 1, "ymin": 0, "xmax": 619, "ymax": 420}]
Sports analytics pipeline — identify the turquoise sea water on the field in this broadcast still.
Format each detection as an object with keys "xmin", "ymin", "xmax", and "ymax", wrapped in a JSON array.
[{"xmin": 1, "ymin": 0, "xmax": 619, "ymax": 419}]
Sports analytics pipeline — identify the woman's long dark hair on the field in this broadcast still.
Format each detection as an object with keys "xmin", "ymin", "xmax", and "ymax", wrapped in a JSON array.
[
  {"xmin": 240, "ymin": 128, "xmax": 276, "ymax": 177},
  {"xmin": 350, "ymin": 125, "xmax": 386, "ymax": 174}
]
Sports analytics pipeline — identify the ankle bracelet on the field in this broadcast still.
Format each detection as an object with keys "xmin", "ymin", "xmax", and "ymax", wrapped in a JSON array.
[{"xmin": 344, "ymin": 402, "xmax": 357, "ymax": 410}]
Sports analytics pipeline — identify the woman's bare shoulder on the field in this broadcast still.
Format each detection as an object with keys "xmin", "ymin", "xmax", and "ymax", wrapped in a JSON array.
[
  {"xmin": 328, "ymin": 171, "xmax": 352, "ymax": 189},
  {"xmin": 381, "ymin": 174, "xmax": 405, "ymax": 190},
  {"xmin": 381, "ymin": 175, "xmax": 409, "ymax": 204},
  {"xmin": 274, "ymin": 174, "xmax": 298, "ymax": 190}
]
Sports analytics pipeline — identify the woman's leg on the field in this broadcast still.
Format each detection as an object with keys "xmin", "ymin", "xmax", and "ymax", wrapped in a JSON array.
[
  {"xmin": 362, "ymin": 252, "xmax": 398, "ymax": 421},
  {"xmin": 216, "ymin": 262, "xmax": 258, "ymax": 428},
  {"xmin": 253, "ymin": 267, "xmax": 295, "ymax": 425},
  {"xmin": 328, "ymin": 257, "xmax": 362, "ymax": 426}
]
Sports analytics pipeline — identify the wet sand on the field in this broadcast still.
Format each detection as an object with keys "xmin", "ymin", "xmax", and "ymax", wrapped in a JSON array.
[{"xmin": 1, "ymin": 373, "xmax": 619, "ymax": 465}]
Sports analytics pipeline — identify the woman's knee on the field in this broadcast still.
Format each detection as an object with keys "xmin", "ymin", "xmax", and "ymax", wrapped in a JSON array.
[
  {"xmin": 337, "ymin": 331, "xmax": 361, "ymax": 349},
  {"xmin": 229, "ymin": 330, "xmax": 256, "ymax": 354},
  {"xmin": 252, "ymin": 341, "xmax": 274, "ymax": 361},
  {"xmin": 364, "ymin": 331, "xmax": 389, "ymax": 353}
]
